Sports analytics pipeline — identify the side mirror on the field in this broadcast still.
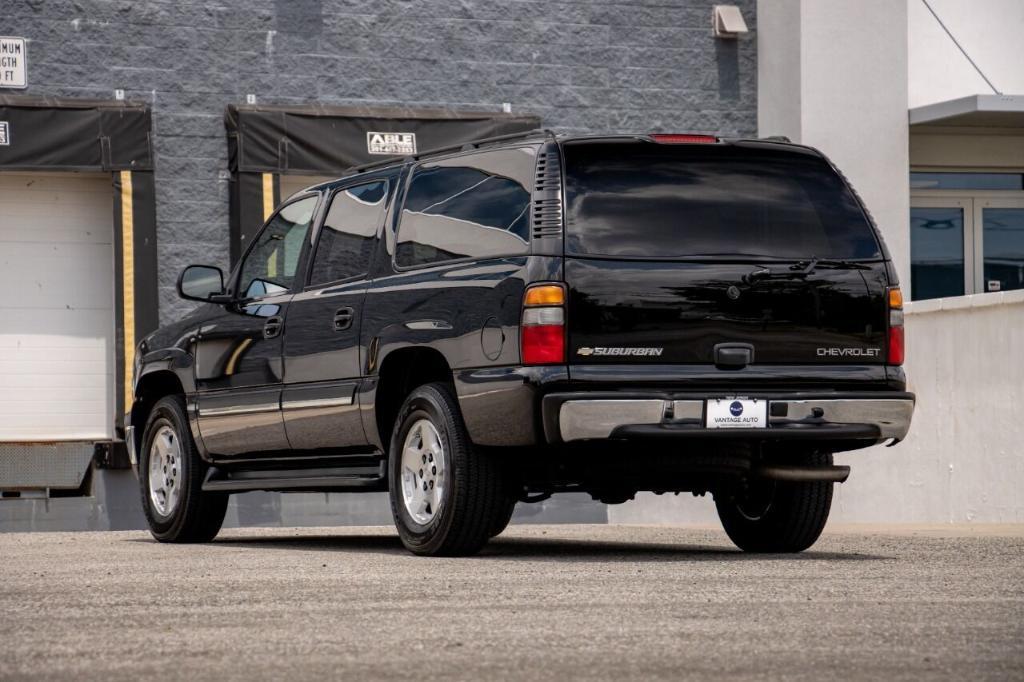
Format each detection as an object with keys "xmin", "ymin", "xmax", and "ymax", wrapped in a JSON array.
[{"xmin": 177, "ymin": 265, "xmax": 228, "ymax": 303}]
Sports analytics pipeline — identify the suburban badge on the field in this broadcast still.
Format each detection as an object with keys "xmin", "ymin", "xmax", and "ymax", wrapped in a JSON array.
[{"xmin": 576, "ymin": 347, "xmax": 664, "ymax": 357}]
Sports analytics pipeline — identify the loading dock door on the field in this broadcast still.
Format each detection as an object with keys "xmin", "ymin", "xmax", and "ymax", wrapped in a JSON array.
[{"xmin": 0, "ymin": 172, "xmax": 115, "ymax": 441}]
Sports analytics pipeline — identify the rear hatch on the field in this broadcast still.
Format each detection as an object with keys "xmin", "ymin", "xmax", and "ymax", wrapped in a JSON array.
[{"xmin": 561, "ymin": 138, "xmax": 890, "ymax": 367}]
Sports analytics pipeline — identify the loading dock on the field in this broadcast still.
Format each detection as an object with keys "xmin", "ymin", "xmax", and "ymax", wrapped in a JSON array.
[{"xmin": 0, "ymin": 95, "xmax": 157, "ymax": 493}]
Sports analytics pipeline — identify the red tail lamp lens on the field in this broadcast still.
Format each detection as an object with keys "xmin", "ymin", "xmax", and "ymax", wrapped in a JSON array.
[
  {"xmin": 888, "ymin": 325, "xmax": 904, "ymax": 366},
  {"xmin": 521, "ymin": 325, "xmax": 565, "ymax": 365}
]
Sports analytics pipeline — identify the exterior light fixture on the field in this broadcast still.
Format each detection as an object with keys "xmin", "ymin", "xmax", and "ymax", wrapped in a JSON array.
[{"xmin": 713, "ymin": 5, "xmax": 748, "ymax": 39}]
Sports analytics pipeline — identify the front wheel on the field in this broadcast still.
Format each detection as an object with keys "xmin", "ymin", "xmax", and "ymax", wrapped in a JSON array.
[
  {"xmin": 387, "ymin": 382, "xmax": 512, "ymax": 556},
  {"xmin": 139, "ymin": 395, "xmax": 228, "ymax": 543},
  {"xmin": 715, "ymin": 452, "xmax": 835, "ymax": 553}
]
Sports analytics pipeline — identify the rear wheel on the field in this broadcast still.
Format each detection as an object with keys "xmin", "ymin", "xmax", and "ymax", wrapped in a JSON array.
[
  {"xmin": 139, "ymin": 395, "xmax": 228, "ymax": 543},
  {"xmin": 489, "ymin": 497, "xmax": 517, "ymax": 538},
  {"xmin": 387, "ymin": 382, "xmax": 512, "ymax": 556},
  {"xmin": 715, "ymin": 451, "xmax": 834, "ymax": 553}
]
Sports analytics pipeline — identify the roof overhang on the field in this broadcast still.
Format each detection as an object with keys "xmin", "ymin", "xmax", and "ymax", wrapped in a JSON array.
[{"xmin": 909, "ymin": 94, "xmax": 1024, "ymax": 128}]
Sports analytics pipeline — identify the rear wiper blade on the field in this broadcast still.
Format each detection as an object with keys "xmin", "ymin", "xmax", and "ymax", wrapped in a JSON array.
[
  {"xmin": 811, "ymin": 258, "xmax": 873, "ymax": 270},
  {"xmin": 743, "ymin": 258, "xmax": 817, "ymax": 284},
  {"xmin": 743, "ymin": 257, "xmax": 871, "ymax": 284}
]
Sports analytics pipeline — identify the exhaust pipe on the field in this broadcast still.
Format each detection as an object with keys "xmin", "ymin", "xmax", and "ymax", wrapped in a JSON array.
[{"xmin": 753, "ymin": 464, "xmax": 850, "ymax": 483}]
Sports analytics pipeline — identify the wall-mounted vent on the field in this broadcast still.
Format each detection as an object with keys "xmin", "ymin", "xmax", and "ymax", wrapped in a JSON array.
[{"xmin": 532, "ymin": 148, "xmax": 563, "ymax": 239}]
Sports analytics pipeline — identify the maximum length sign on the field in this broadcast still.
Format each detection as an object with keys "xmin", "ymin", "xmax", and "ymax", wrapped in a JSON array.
[{"xmin": 0, "ymin": 37, "xmax": 27, "ymax": 89}]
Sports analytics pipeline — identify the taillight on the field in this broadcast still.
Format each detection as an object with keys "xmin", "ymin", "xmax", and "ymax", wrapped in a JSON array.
[
  {"xmin": 521, "ymin": 283, "xmax": 566, "ymax": 365},
  {"xmin": 650, "ymin": 133, "xmax": 718, "ymax": 144},
  {"xmin": 888, "ymin": 287, "xmax": 904, "ymax": 366}
]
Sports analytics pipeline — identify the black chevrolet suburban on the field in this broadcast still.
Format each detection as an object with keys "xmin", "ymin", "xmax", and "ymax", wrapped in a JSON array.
[{"xmin": 128, "ymin": 131, "xmax": 914, "ymax": 556}]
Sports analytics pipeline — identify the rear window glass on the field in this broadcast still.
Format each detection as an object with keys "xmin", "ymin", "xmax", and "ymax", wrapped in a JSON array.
[{"xmin": 563, "ymin": 142, "xmax": 881, "ymax": 260}]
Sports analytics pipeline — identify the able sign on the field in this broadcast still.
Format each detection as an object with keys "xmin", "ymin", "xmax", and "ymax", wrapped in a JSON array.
[
  {"xmin": 367, "ymin": 132, "xmax": 416, "ymax": 155},
  {"xmin": 0, "ymin": 37, "xmax": 27, "ymax": 89}
]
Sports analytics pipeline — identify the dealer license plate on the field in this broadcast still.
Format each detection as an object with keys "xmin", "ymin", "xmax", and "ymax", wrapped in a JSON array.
[{"xmin": 705, "ymin": 398, "xmax": 767, "ymax": 429}]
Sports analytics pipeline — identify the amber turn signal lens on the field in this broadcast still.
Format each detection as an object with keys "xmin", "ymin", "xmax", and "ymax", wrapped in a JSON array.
[
  {"xmin": 524, "ymin": 284, "xmax": 565, "ymax": 307},
  {"xmin": 888, "ymin": 287, "xmax": 903, "ymax": 309}
]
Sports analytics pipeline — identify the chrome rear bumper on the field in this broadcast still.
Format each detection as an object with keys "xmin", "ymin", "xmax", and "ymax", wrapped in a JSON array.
[{"xmin": 557, "ymin": 396, "xmax": 914, "ymax": 443}]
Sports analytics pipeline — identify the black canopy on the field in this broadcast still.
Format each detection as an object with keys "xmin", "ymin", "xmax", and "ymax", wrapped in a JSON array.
[{"xmin": 225, "ymin": 103, "xmax": 541, "ymax": 174}]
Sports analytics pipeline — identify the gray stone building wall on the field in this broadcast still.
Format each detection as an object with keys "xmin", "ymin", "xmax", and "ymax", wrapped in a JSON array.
[{"xmin": 8, "ymin": 0, "xmax": 756, "ymax": 324}]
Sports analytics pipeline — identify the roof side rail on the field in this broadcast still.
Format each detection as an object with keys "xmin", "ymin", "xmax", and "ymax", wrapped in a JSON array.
[{"xmin": 350, "ymin": 128, "xmax": 557, "ymax": 174}]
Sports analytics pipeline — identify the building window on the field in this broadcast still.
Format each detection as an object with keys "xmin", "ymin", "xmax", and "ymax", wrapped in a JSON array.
[
  {"xmin": 982, "ymin": 207, "xmax": 1024, "ymax": 293},
  {"xmin": 910, "ymin": 172, "xmax": 1024, "ymax": 191},
  {"xmin": 910, "ymin": 173, "xmax": 1024, "ymax": 300}
]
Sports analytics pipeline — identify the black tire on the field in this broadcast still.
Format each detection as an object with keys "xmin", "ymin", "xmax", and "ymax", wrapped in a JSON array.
[
  {"xmin": 387, "ymin": 382, "xmax": 512, "ymax": 556},
  {"xmin": 489, "ymin": 497, "xmax": 517, "ymax": 538},
  {"xmin": 715, "ymin": 451, "xmax": 834, "ymax": 553},
  {"xmin": 139, "ymin": 395, "xmax": 228, "ymax": 543}
]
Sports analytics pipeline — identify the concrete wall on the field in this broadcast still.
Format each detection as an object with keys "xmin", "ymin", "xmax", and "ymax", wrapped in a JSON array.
[
  {"xmin": 757, "ymin": 0, "xmax": 911, "ymax": 286},
  {"xmin": 908, "ymin": 0, "xmax": 1024, "ymax": 108},
  {"xmin": 611, "ymin": 292, "xmax": 1024, "ymax": 525},
  {"xmin": 7, "ymin": 0, "xmax": 758, "ymax": 325}
]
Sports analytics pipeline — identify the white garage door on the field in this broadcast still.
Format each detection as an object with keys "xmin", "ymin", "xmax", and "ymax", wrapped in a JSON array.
[
  {"xmin": 0, "ymin": 173, "xmax": 115, "ymax": 441},
  {"xmin": 280, "ymin": 174, "xmax": 335, "ymax": 202}
]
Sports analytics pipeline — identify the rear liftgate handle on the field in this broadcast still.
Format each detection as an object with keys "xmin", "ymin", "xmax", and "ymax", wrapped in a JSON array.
[
  {"xmin": 714, "ymin": 342, "xmax": 754, "ymax": 369},
  {"xmin": 263, "ymin": 315, "xmax": 284, "ymax": 339},
  {"xmin": 333, "ymin": 306, "xmax": 355, "ymax": 331}
]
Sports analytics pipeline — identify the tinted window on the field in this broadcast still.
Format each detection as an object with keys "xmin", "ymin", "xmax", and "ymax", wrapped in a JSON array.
[
  {"xmin": 310, "ymin": 181, "xmax": 388, "ymax": 285},
  {"xmin": 395, "ymin": 149, "xmax": 533, "ymax": 267},
  {"xmin": 910, "ymin": 207, "xmax": 965, "ymax": 300},
  {"xmin": 238, "ymin": 196, "xmax": 317, "ymax": 298},
  {"xmin": 564, "ymin": 142, "xmax": 881, "ymax": 260},
  {"xmin": 982, "ymin": 207, "xmax": 1024, "ymax": 293},
  {"xmin": 910, "ymin": 172, "xmax": 1024, "ymax": 190}
]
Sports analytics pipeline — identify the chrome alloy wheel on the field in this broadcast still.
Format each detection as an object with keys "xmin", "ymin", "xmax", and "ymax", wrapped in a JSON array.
[
  {"xmin": 148, "ymin": 424, "xmax": 182, "ymax": 517},
  {"xmin": 400, "ymin": 418, "xmax": 447, "ymax": 525}
]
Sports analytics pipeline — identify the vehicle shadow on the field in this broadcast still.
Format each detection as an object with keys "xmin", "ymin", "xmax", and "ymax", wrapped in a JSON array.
[{"xmin": 133, "ymin": 531, "xmax": 890, "ymax": 563}]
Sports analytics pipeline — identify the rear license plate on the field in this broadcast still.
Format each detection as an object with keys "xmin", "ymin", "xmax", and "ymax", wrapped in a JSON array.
[{"xmin": 705, "ymin": 398, "xmax": 767, "ymax": 429}]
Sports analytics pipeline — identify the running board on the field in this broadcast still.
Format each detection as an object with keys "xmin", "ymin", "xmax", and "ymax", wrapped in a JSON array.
[
  {"xmin": 202, "ymin": 463, "xmax": 386, "ymax": 493},
  {"xmin": 752, "ymin": 464, "xmax": 851, "ymax": 483}
]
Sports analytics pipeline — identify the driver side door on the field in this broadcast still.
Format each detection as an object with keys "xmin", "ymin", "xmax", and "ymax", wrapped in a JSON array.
[{"xmin": 194, "ymin": 194, "xmax": 319, "ymax": 458}]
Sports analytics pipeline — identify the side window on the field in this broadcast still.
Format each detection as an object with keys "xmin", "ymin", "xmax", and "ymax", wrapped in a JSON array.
[
  {"xmin": 238, "ymin": 196, "xmax": 317, "ymax": 299},
  {"xmin": 309, "ymin": 180, "xmax": 388, "ymax": 285},
  {"xmin": 395, "ymin": 148, "xmax": 534, "ymax": 268}
]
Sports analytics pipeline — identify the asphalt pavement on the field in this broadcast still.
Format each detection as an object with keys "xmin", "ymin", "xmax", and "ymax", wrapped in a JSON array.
[{"xmin": 1, "ymin": 523, "xmax": 1022, "ymax": 680}]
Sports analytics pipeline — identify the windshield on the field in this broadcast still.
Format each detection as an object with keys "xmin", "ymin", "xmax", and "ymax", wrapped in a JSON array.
[{"xmin": 563, "ymin": 141, "xmax": 881, "ymax": 260}]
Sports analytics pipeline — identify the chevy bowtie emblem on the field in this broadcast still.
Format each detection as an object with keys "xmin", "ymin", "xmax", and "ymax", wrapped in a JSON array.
[{"xmin": 577, "ymin": 347, "xmax": 595, "ymax": 356}]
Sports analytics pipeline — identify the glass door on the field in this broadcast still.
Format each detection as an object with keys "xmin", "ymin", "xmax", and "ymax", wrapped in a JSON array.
[
  {"xmin": 975, "ymin": 198, "xmax": 1024, "ymax": 294},
  {"xmin": 910, "ymin": 197, "xmax": 973, "ymax": 301}
]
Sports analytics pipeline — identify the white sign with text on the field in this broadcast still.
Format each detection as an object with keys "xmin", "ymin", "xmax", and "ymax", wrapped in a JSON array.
[{"xmin": 0, "ymin": 37, "xmax": 27, "ymax": 89}]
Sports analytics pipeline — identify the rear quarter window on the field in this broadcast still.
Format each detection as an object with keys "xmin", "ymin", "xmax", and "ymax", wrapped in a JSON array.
[
  {"xmin": 395, "ymin": 147, "xmax": 536, "ymax": 268},
  {"xmin": 563, "ymin": 141, "xmax": 881, "ymax": 260}
]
